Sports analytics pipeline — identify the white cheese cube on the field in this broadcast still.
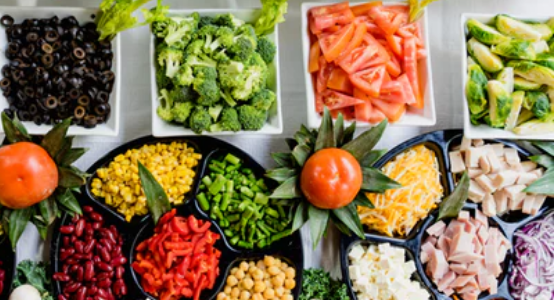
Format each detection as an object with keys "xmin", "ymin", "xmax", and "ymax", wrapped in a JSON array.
[{"xmin": 349, "ymin": 245, "xmax": 365, "ymax": 261}]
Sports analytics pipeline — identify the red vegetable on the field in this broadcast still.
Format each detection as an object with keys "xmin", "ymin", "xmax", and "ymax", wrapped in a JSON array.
[{"xmin": 132, "ymin": 209, "xmax": 221, "ymax": 300}]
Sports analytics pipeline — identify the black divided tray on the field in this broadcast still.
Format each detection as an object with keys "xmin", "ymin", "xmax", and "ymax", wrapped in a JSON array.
[
  {"xmin": 339, "ymin": 129, "xmax": 554, "ymax": 300},
  {"xmin": 0, "ymin": 237, "xmax": 16, "ymax": 300},
  {"xmin": 50, "ymin": 135, "xmax": 304, "ymax": 300}
]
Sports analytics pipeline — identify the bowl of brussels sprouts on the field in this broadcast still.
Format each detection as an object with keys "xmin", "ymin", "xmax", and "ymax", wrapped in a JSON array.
[{"xmin": 461, "ymin": 13, "xmax": 554, "ymax": 140}]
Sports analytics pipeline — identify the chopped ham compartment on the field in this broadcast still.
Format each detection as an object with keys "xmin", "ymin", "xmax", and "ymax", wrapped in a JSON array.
[
  {"xmin": 450, "ymin": 137, "xmax": 547, "ymax": 216},
  {"xmin": 421, "ymin": 208, "xmax": 510, "ymax": 300}
]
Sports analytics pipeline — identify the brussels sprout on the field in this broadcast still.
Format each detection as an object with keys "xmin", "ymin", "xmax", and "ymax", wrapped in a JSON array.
[
  {"xmin": 548, "ymin": 17, "xmax": 554, "ymax": 31},
  {"xmin": 466, "ymin": 64, "xmax": 489, "ymax": 115},
  {"xmin": 496, "ymin": 67, "xmax": 515, "ymax": 94},
  {"xmin": 470, "ymin": 109, "xmax": 489, "ymax": 126},
  {"xmin": 508, "ymin": 60, "xmax": 554, "ymax": 87},
  {"xmin": 468, "ymin": 38, "xmax": 504, "ymax": 73},
  {"xmin": 535, "ymin": 53, "xmax": 554, "ymax": 70},
  {"xmin": 528, "ymin": 92, "xmax": 551, "ymax": 120},
  {"xmin": 532, "ymin": 40, "xmax": 550, "ymax": 54},
  {"xmin": 513, "ymin": 115, "xmax": 554, "ymax": 135},
  {"xmin": 467, "ymin": 19, "xmax": 510, "ymax": 45},
  {"xmin": 517, "ymin": 108, "xmax": 535, "ymax": 125},
  {"xmin": 529, "ymin": 23, "xmax": 554, "ymax": 40},
  {"xmin": 491, "ymin": 40, "xmax": 536, "ymax": 60},
  {"xmin": 487, "ymin": 80, "xmax": 514, "ymax": 127},
  {"xmin": 496, "ymin": 15, "xmax": 543, "ymax": 41},
  {"xmin": 505, "ymin": 91, "xmax": 524, "ymax": 130},
  {"xmin": 514, "ymin": 76, "xmax": 543, "ymax": 91},
  {"xmin": 467, "ymin": 56, "xmax": 478, "ymax": 69}
]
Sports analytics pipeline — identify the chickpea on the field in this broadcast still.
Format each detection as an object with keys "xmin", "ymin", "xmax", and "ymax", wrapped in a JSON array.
[
  {"xmin": 240, "ymin": 291, "xmax": 251, "ymax": 300},
  {"xmin": 231, "ymin": 287, "xmax": 241, "ymax": 298},
  {"xmin": 275, "ymin": 287, "xmax": 285, "ymax": 297},
  {"xmin": 284, "ymin": 279, "xmax": 296, "ymax": 290},
  {"xmin": 254, "ymin": 281, "xmax": 266, "ymax": 293},
  {"xmin": 253, "ymin": 293, "xmax": 264, "ymax": 300},
  {"xmin": 249, "ymin": 266, "xmax": 259, "ymax": 275},
  {"xmin": 263, "ymin": 288, "xmax": 275, "ymax": 299},
  {"xmin": 263, "ymin": 272, "xmax": 270, "ymax": 279},
  {"xmin": 281, "ymin": 294, "xmax": 293, "ymax": 300},
  {"xmin": 235, "ymin": 269, "xmax": 245, "ymax": 280},
  {"xmin": 240, "ymin": 261, "xmax": 249, "ymax": 271},
  {"xmin": 257, "ymin": 260, "xmax": 266, "ymax": 269},
  {"xmin": 285, "ymin": 267, "xmax": 295, "ymax": 279},
  {"xmin": 264, "ymin": 256, "xmax": 275, "ymax": 266},
  {"xmin": 224, "ymin": 286, "xmax": 232, "ymax": 294},
  {"xmin": 252, "ymin": 269, "xmax": 264, "ymax": 281},
  {"xmin": 268, "ymin": 266, "xmax": 280, "ymax": 276},
  {"xmin": 227, "ymin": 275, "xmax": 239, "ymax": 287},
  {"xmin": 276, "ymin": 273, "xmax": 286, "ymax": 282},
  {"xmin": 274, "ymin": 259, "xmax": 281, "ymax": 266},
  {"xmin": 264, "ymin": 280, "xmax": 273, "ymax": 289},
  {"xmin": 242, "ymin": 278, "xmax": 254, "ymax": 290},
  {"xmin": 230, "ymin": 267, "xmax": 239, "ymax": 275},
  {"xmin": 217, "ymin": 292, "xmax": 226, "ymax": 300},
  {"xmin": 272, "ymin": 276, "xmax": 284, "ymax": 287},
  {"xmin": 249, "ymin": 261, "xmax": 256, "ymax": 268}
]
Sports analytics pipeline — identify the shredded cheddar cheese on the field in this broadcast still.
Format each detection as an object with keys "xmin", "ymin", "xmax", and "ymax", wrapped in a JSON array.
[{"xmin": 358, "ymin": 145, "xmax": 444, "ymax": 237}]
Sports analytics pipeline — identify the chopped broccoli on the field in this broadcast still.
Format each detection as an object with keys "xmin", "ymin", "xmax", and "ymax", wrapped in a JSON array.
[
  {"xmin": 173, "ymin": 64, "xmax": 194, "ymax": 86},
  {"xmin": 189, "ymin": 107, "xmax": 212, "ymax": 133},
  {"xmin": 172, "ymin": 101, "xmax": 194, "ymax": 123},
  {"xmin": 219, "ymin": 107, "xmax": 241, "ymax": 131},
  {"xmin": 193, "ymin": 67, "xmax": 220, "ymax": 106},
  {"xmin": 156, "ymin": 89, "xmax": 174, "ymax": 122},
  {"xmin": 256, "ymin": 36, "xmax": 276, "ymax": 64},
  {"xmin": 218, "ymin": 60, "xmax": 245, "ymax": 89},
  {"xmin": 230, "ymin": 24, "xmax": 258, "ymax": 61},
  {"xmin": 212, "ymin": 49, "xmax": 231, "ymax": 63},
  {"xmin": 156, "ymin": 67, "xmax": 172, "ymax": 89},
  {"xmin": 214, "ymin": 13, "xmax": 245, "ymax": 29},
  {"xmin": 185, "ymin": 53, "xmax": 217, "ymax": 69},
  {"xmin": 208, "ymin": 104, "xmax": 224, "ymax": 121},
  {"xmin": 170, "ymin": 85, "xmax": 197, "ymax": 103},
  {"xmin": 185, "ymin": 39, "xmax": 204, "ymax": 56},
  {"xmin": 157, "ymin": 46, "xmax": 184, "ymax": 78},
  {"xmin": 199, "ymin": 16, "xmax": 215, "ymax": 28},
  {"xmin": 163, "ymin": 13, "xmax": 200, "ymax": 49},
  {"xmin": 231, "ymin": 53, "xmax": 268, "ymax": 100},
  {"xmin": 250, "ymin": 88, "xmax": 276, "ymax": 111},
  {"xmin": 220, "ymin": 89, "xmax": 237, "ymax": 107},
  {"xmin": 206, "ymin": 27, "xmax": 234, "ymax": 53},
  {"xmin": 238, "ymin": 105, "xmax": 267, "ymax": 130}
]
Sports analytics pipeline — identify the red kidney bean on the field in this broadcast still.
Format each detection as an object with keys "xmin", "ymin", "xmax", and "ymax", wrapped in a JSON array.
[
  {"xmin": 84, "ymin": 261, "xmax": 94, "ymax": 281},
  {"xmin": 87, "ymin": 285, "xmax": 98, "ymax": 296},
  {"xmin": 60, "ymin": 225, "xmax": 74, "ymax": 234},
  {"xmin": 97, "ymin": 278, "xmax": 112, "ymax": 289},
  {"xmin": 100, "ymin": 239, "xmax": 113, "ymax": 252},
  {"xmin": 57, "ymin": 295, "xmax": 68, "ymax": 300},
  {"xmin": 75, "ymin": 219, "xmax": 85, "ymax": 237},
  {"xmin": 99, "ymin": 247, "xmax": 111, "ymax": 262},
  {"xmin": 89, "ymin": 212, "xmax": 103, "ymax": 222},
  {"xmin": 97, "ymin": 262, "xmax": 113, "ymax": 272},
  {"xmin": 75, "ymin": 240, "xmax": 85, "ymax": 253},
  {"xmin": 64, "ymin": 282, "xmax": 81, "ymax": 293},
  {"xmin": 53, "ymin": 272, "xmax": 70, "ymax": 282},
  {"xmin": 92, "ymin": 222, "xmax": 101, "ymax": 230},
  {"xmin": 76, "ymin": 267, "xmax": 84, "ymax": 282},
  {"xmin": 75, "ymin": 286, "xmax": 87, "ymax": 300},
  {"xmin": 83, "ymin": 206, "xmax": 93, "ymax": 213},
  {"xmin": 115, "ymin": 266, "xmax": 124, "ymax": 279},
  {"xmin": 111, "ymin": 256, "xmax": 127, "ymax": 266},
  {"xmin": 60, "ymin": 248, "xmax": 74, "ymax": 261}
]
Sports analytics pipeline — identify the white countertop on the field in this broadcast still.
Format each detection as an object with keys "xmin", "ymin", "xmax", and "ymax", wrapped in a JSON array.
[{"xmin": 4, "ymin": 0, "xmax": 553, "ymax": 279}]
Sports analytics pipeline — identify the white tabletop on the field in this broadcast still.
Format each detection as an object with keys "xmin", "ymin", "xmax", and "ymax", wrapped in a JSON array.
[{"xmin": 4, "ymin": 0, "xmax": 553, "ymax": 279}]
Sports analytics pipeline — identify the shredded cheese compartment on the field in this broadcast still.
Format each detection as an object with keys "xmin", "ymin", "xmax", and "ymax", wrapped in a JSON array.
[{"xmin": 359, "ymin": 145, "xmax": 444, "ymax": 237}]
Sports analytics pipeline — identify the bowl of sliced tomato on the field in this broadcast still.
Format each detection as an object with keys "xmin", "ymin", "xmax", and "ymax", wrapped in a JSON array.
[{"xmin": 301, "ymin": 1, "xmax": 436, "ymax": 128}]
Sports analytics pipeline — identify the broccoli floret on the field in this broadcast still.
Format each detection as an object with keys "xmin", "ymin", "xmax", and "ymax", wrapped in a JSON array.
[
  {"xmin": 152, "ymin": 20, "xmax": 169, "ymax": 38},
  {"xmin": 185, "ymin": 53, "xmax": 217, "ymax": 69},
  {"xmin": 156, "ymin": 67, "xmax": 172, "ymax": 89},
  {"xmin": 185, "ymin": 39, "xmax": 204, "ymax": 56},
  {"xmin": 171, "ymin": 101, "xmax": 195, "ymax": 123},
  {"xmin": 156, "ymin": 89, "xmax": 174, "ymax": 122},
  {"xmin": 220, "ymin": 89, "xmax": 237, "ymax": 107},
  {"xmin": 193, "ymin": 67, "xmax": 220, "ymax": 106},
  {"xmin": 214, "ymin": 13, "xmax": 245, "ymax": 29},
  {"xmin": 189, "ymin": 107, "xmax": 212, "ymax": 133},
  {"xmin": 213, "ymin": 49, "xmax": 231, "ymax": 63},
  {"xmin": 208, "ymin": 104, "xmax": 224, "ymax": 121},
  {"xmin": 199, "ymin": 16, "xmax": 215, "ymax": 28},
  {"xmin": 206, "ymin": 27, "xmax": 234, "ymax": 53},
  {"xmin": 256, "ymin": 36, "xmax": 276, "ymax": 64},
  {"xmin": 163, "ymin": 14, "xmax": 200, "ymax": 49},
  {"xmin": 229, "ymin": 24, "xmax": 258, "ymax": 61},
  {"xmin": 250, "ymin": 88, "xmax": 276, "ymax": 111},
  {"xmin": 231, "ymin": 53, "xmax": 268, "ymax": 100},
  {"xmin": 170, "ymin": 85, "xmax": 197, "ymax": 103},
  {"xmin": 218, "ymin": 60, "xmax": 245, "ymax": 89},
  {"xmin": 238, "ymin": 105, "xmax": 267, "ymax": 130},
  {"xmin": 173, "ymin": 64, "xmax": 194, "ymax": 86},
  {"xmin": 157, "ymin": 46, "xmax": 183, "ymax": 78},
  {"xmin": 219, "ymin": 107, "xmax": 241, "ymax": 131}
]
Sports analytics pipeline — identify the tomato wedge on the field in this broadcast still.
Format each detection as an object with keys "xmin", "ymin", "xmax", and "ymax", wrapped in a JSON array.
[
  {"xmin": 403, "ymin": 36, "xmax": 423, "ymax": 108},
  {"xmin": 336, "ymin": 22, "xmax": 367, "ymax": 63},
  {"xmin": 327, "ymin": 67, "xmax": 353, "ymax": 94},
  {"xmin": 364, "ymin": 22, "xmax": 387, "ymax": 37},
  {"xmin": 349, "ymin": 66, "xmax": 386, "ymax": 97},
  {"xmin": 319, "ymin": 23, "xmax": 355, "ymax": 62},
  {"xmin": 309, "ymin": 41, "xmax": 321, "ymax": 73},
  {"xmin": 317, "ymin": 56, "xmax": 334, "ymax": 93},
  {"xmin": 368, "ymin": 6, "xmax": 407, "ymax": 36},
  {"xmin": 385, "ymin": 47, "xmax": 401, "ymax": 77},
  {"xmin": 372, "ymin": 98, "xmax": 406, "ymax": 122},
  {"xmin": 397, "ymin": 23, "xmax": 424, "ymax": 48},
  {"xmin": 311, "ymin": 2, "xmax": 350, "ymax": 17},
  {"xmin": 353, "ymin": 89, "xmax": 387, "ymax": 123},
  {"xmin": 385, "ymin": 34, "xmax": 403, "ymax": 57},
  {"xmin": 351, "ymin": 2, "xmax": 383, "ymax": 16},
  {"xmin": 379, "ymin": 81, "xmax": 405, "ymax": 103},
  {"xmin": 315, "ymin": 91, "xmax": 325, "ymax": 113},
  {"xmin": 313, "ymin": 9, "xmax": 355, "ymax": 31},
  {"xmin": 397, "ymin": 73, "xmax": 416, "ymax": 105},
  {"xmin": 321, "ymin": 89, "xmax": 365, "ymax": 110},
  {"xmin": 417, "ymin": 48, "xmax": 427, "ymax": 60},
  {"xmin": 337, "ymin": 44, "xmax": 378, "ymax": 74}
]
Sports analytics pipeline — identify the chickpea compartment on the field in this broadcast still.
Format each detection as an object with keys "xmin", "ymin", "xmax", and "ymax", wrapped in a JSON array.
[
  {"xmin": 90, "ymin": 142, "xmax": 202, "ymax": 221},
  {"xmin": 217, "ymin": 256, "xmax": 296, "ymax": 300}
]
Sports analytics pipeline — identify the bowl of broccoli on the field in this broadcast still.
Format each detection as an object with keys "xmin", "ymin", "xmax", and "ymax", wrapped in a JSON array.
[
  {"xmin": 150, "ymin": 8, "xmax": 283, "ymax": 136},
  {"xmin": 461, "ymin": 13, "xmax": 554, "ymax": 140}
]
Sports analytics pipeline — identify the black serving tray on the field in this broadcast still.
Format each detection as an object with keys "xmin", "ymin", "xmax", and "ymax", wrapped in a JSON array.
[
  {"xmin": 340, "ymin": 129, "xmax": 554, "ymax": 300},
  {"xmin": 50, "ymin": 135, "xmax": 304, "ymax": 300},
  {"xmin": 0, "ymin": 237, "xmax": 16, "ymax": 300}
]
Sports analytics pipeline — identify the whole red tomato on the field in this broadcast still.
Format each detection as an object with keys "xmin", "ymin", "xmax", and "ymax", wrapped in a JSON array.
[
  {"xmin": 300, "ymin": 148, "xmax": 362, "ymax": 209},
  {"xmin": 0, "ymin": 142, "xmax": 58, "ymax": 209}
]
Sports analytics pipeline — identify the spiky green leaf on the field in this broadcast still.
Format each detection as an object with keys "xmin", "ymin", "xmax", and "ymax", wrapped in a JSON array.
[
  {"xmin": 334, "ymin": 113, "xmax": 345, "ymax": 146},
  {"xmin": 352, "ymin": 192, "xmax": 374, "ymax": 208},
  {"xmin": 532, "ymin": 141, "xmax": 554, "ymax": 156},
  {"xmin": 340, "ymin": 122, "xmax": 356, "ymax": 146},
  {"xmin": 292, "ymin": 144, "xmax": 311, "ymax": 167},
  {"xmin": 56, "ymin": 188, "xmax": 82, "ymax": 216},
  {"xmin": 1, "ymin": 112, "xmax": 30, "ymax": 143},
  {"xmin": 529, "ymin": 155, "xmax": 554, "ymax": 169},
  {"xmin": 438, "ymin": 172, "xmax": 470, "ymax": 221},
  {"xmin": 332, "ymin": 215, "xmax": 352, "ymax": 236},
  {"xmin": 285, "ymin": 138, "xmax": 297, "ymax": 151},
  {"xmin": 314, "ymin": 108, "xmax": 335, "ymax": 151},
  {"xmin": 138, "ymin": 162, "xmax": 171, "ymax": 225},
  {"xmin": 291, "ymin": 201, "xmax": 308, "ymax": 232},
  {"xmin": 342, "ymin": 120, "xmax": 387, "ymax": 161},
  {"xmin": 272, "ymin": 153, "xmax": 294, "ymax": 168},
  {"xmin": 269, "ymin": 176, "xmax": 301, "ymax": 199},
  {"xmin": 31, "ymin": 217, "xmax": 49, "ymax": 240},
  {"xmin": 41, "ymin": 118, "xmax": 71, "ymax": 158},
  {"xmin": 524, "ymin": 167, "xmax": 554, "ymax": 196},
  {"xmin": 308, "ymin": 205, "xmax": 330, "ymax": 249},
  {"xmin": 37, "ymin": 197, "xmax": 58, "ymax": 227},
  {"xmin": 58, "ymin": 167, "xmax": 87, "ymax": 188},
  {"xmin": 59, "ymin": 148, "xmax": 87, "ymax": 167},
  {"xmin": 332, "ymin": 203, "xmax": 364, "ymax": 238},
  {"xmin": 359, "ymin": 149, "xmax": 387, "ymax": 167},
  {"xmin": 8, "ymin": 207, "xmax": 33, "ymax": 249},
  {"xmin": 265, "ymin": 168, "xmax": 298, "ymax": 183},
  {"xmin": 54, "ymin": 137, "xmax": 74, "ymax": 165},
  {"xmin": 361, "ymin": 167, "xmax": 401, "ymax": 193}
]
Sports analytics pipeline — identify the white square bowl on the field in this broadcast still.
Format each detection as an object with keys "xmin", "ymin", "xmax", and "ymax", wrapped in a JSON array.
[
  {"xmin": 301, "ymin": 2, "xmax": 436, "ymax": 129},
  {"xmin": 461, "ymin": 13, "xmax": 554, "ymax": 141},
  {"xmin": 150, "ymin": 9, "xmax": 283, "ymax": 136},
  {"xmin": 0, "ymin": 6, "xmax": 121, "ymax": 136}
]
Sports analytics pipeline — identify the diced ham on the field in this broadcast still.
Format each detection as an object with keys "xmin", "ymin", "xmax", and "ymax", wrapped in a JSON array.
[
  {"xmin": 521, "ymin": 161, "xmax": 538, "ymax": 172},
  {"xmin": 426, "ymin": 220, "xmax": 446, "ymax": 237},
  {"xmin": 493, "ymin": 189, "xmax": 508, "ymax": 215},
  {"xmin": 532, "ymin": 195, "xmax": 547, "ymax": 215},
  {"xmin": 450, "ymin": 151, "xmax": 466, "ymax": 174},
  {"xmin": 450, "ymin": 231, "xmax": 473, "ymax": 256},
  {"xmin": 449, "ymin": 252, "xmax": 483, "ymax": 264},
  {"xmin": 463, "ymin": 219, "xmax": 477, "ymax": 234},
  {"xmin": 468, "ymin": 168, "xmax": 484, "ymax": 178},
  {"xmin": 474, "ymin": 209, "xmax": 488, "ymax": 227},
  {"xmin": 469, "ymin": 180, "xmax": 487, "ymax": 203},
  {"xmin": 492, "ymin": 170, "xmax": 519, "ymax": 188},
  {"xmin": 475, "ymin": 174, "xmax": 496, "ymax": 194},
  {"xmin": 437, "ymin": 235, "xmax": 451, "ymax": 258},
  {"xmin": 517, "ymin": 172, "xmax": 538, "ymax": 185},
  {"xmin": 497, "ymin": 244, "xmax": 508, "ymax": 263},
  {"xmin": 477, "ymin": 225, "xmax": 489, "ymax": 245},
  {"xmin": 473, "ymin": 238, "xmax": 483, "ymax": 254},
  {"xmin": 473, "ymin": 139, "xmax": 485, "ymax": 147},
  {"xmin": 504, "ymin": 185, "xmax": 526, "ymax": 210},
  {"xmin": 522, "ymin": 195, "xmax": 537, "ymax": 215},
  {"xmin": 420, "ymin": 241, "xmax": 436, "ymax": 264},
  {"xmin": 491, "ymin": 144, "xmax": 505, "ymax": 156},
  {"xmin": 460, "ymin": 137, "xmax": 472, "ymax": 151},
  {"xmin": 466, "ymin": 277, "xmax": 479, "ymax": 290},
  {"xmin": 482, "ymin": 194, "xmax": 497, "ymax": 217},
  {"xmin": 445, "ymin": 221, "xmax": 464, "ymax": 239},
  {"xmin": 477, "ymin": 271, "xmax": 491, "ymax": 290},
  {"xmin": 504, "ymin": 148, "xmax": 520, "ymax": 167},
  {"xmin": 479, "ymin": 155, "xmax": 491, "ymax": 174},
  {"xmin": 443, "ymin": 288, "xmax": 455, "ymax": 296},
  {"xmin": 437, "ymin": 270, "xmax": 457, "ymax": 291},
  {"xmin": 487, "ymin": 275, "xmax": 498, "ymax": 294},
  {"xmin": 485, "ymin": 229, "xmax": 500, "ymax": 276},
  {"xmin": 450, "ymin": 275, "xmax": 474, "ymax": 288},
  {"xmin": 458, "ymin": 210, "xmax": 470, "ymax": 221},
  {"xmin": 530, "ymin": 168, "xmax": 544, "ymax": 178},
  {"xmin": 424, "ymin": 235, "xmax": 437, "ymax": 246},
  {"xmin": 450, "ymin": 263, "xmax": 468, "ymax": 274},
  {"xmin": 487, "ymin": 151, "xmax": 502, "ymax": 173},
  {"xmin": 461, "ymin": 291, "xmax": 479, "ymax": 300},
  {"xmin": 465, "ymin": 147, "xmax": 483, "ymax": 168},
  {"xmin": 427, "ymin": 249, "xmax": 449, "ymax": 280},
  {"xmin": 464, "ymin": 261, "xmax": 481, "ymax": 275}
]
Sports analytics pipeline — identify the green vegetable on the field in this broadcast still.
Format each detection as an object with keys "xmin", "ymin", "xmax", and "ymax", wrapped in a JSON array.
[
  {"xmin": 525, "ymin": 141, "xmax": 554, "ymax": 196},
  {"xmin": 496, "ymin": 67, "xmax": 515, "ymax": 94},
  {"xmin": 514, "ymin": 76, "xmax": 543, "ymax": 91},
  {"xmin": 253, "ymin": 0, "xmax": 288, "ymax": 36},
  {"xmin": 250, "ymin": 88, "xmax": 276, "ymax": 111},
  {"xmin": 407, "ymin": 0, "xmax": 439, "ymax": 23},
  {"xmin": 514, "ymin": 114, "xmax": 554, "ymax": 135},
  {"xmin": 467, "ymin": 37, "xmax": 504, "ymax": 73},
  {"xmin": 157, "ymin": 46, "xmax": 183, "ymax": 78},
  {"xmin": 171, "ymin": 101, "xmax": 194, "ymax": 123},
  {"xmin": 491, "ymin": 40, "xmax": 536, "ymax": 60},
  {"xmin": 189, "ymin": 107, "xmax": 212, "ymax": 133},
  {"xmin": 535, "ymin": 53, "xmax": 554, "ymax": 70},
  {"xmin": 505, "ymin": 90, "xmax": 524, "ymax": 130},
  {"xmin": 13, "ymin": 260, "xmax": 53, "ymax": 300},
  {"xmin": 238, "ymin": 105, "xmax": 267, "ymax": 130},
  {"xmin": 210, "ymin": 107, "xmax": 242, "ymax": 132},
  {"xmin": 532, "ymin": 40, "xmax": 550, "ymax": 54},
  {"xmin": 508, "ymin": 60, "xmax": 554, "ymax": 87},
  {"xmin": 517, "ymin": 108, "xmax": 535, "ymax": 125},
  {"xmin": 257, "ymin": 36, "xmax": 277, "ymax": 64},
  {"xmin": 531, "ymin": 93, "xmax": 551, "ymax": 121},
  {"xmin": 300, "ymin": 268, "xmax": 349, "ymax": 300},
  {"xmin": 467, "ymin": 18, "xmax": 510, "ymax": 45},
  {"xmin": 524, "ymin": 91, "xmax": 549, "ymax": 110},
  {"xmin": 138, "ymin": 161, "xmax": 171, "ymax": 225},
  {"xmin": 487, "ymin": 80, "xmax": 514, "ymax": 128},
  {"xmin": 208, "ymin": 104, "xmax": 224, "ymax": 121},
  {"xmin": 529, "ymin": 23, "xmax": 554, "ymax": 40},
  {"xmin": 156, "ymin": 89, "xmax": 174, "ymax": 122},
  {"xmin": 437, "ymin": 172, "xmax": 469, "ymax": 221},
  {"xmin": 495, "ymin": 14, "xmax": 543, "ymax": 41}
]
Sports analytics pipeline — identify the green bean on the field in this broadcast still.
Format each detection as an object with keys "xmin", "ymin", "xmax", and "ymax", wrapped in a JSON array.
[
  {"xmin": 197, "ymin": 192, "xmax": 210, "ymax": 211},
  {"xmin": 202, "ymin": 176, "xmax": 213, "ymax": 187}
]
